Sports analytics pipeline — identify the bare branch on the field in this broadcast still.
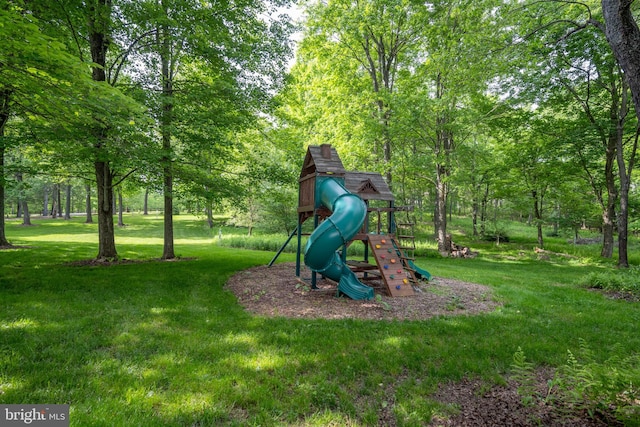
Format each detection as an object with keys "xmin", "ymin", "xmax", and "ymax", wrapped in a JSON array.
[
  {"xmin": 54, "ymin": 0, "xmax": 86, "ymax": 62},
  {"xmin": 108, "ymin": 29, "xmax": 157, "ymax": 85},
  {"xmin": 111, "ymin": 168, "xmax": 138, "ymax": 188}
]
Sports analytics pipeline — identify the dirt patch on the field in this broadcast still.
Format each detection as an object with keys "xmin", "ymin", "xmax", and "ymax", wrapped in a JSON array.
[
  {"xmin": 429, "ymin": 370, "xmax": 617, "ymax": 427},
  {"xmin": 0, "ymin": 245, "xmax": 32, "ymax": 250},
  {"xmin": 602, "ymin": 290, "xmax": 640, "ymax": 302},
  {"xmin": 224, "ymin": 262, "xmax": 499, "ymax": 321}
]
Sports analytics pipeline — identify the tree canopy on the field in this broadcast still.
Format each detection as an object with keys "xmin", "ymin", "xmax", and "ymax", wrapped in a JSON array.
[{"xmin": 1, "ymin": 0, "xmax": 639, "ymax": 267}]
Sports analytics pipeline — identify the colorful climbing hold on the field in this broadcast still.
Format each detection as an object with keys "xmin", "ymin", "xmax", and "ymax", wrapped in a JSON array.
[
  {"xmin": 397, "ymin": 269, "xmax": 402, "ymax": 274},
  {"xmin": 403, "ymin": 278, "xmax": 408, "ymax": 284},
  {"xmin": 383, "ymin": 265, "xmax": 389, "ymax": 269},
  {"xmin": 381, "ymin": 239, "xmax": 386, "ymax": 244},
  {"xmin": 396, "ymin": 285, "xmax": 401, "ymax": 290},
  {"xmin": 375, "ymin": 244, "xmax": 381, "ymax": 249},
  {"xmin": 390, "ymin": 259, "xmax": 396, "ymax": 264},
  {"xmin": 390, "ymin": 274, "xmax": 395, "ymax": 279}
]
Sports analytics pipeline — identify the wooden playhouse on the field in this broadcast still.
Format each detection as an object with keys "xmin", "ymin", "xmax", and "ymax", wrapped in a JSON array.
[{"xmin": 288, "ymin": 144, "xmax": 430, "ymax": 298}]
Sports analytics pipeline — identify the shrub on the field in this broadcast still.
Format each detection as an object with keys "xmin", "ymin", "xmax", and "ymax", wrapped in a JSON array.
[
  {"xmin": 577, "ymin": 266, "xmax": 640, "ymax": 297},
  {"xmin": 481, "ymin": 230, "xmax": 510, "ymax": 243},
  {"xmin": 512, "ymin": 342, "xmax": 640, "ymax": 425}
]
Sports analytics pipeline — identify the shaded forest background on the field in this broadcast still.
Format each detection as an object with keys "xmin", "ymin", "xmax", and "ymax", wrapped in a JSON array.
[{"xmin": 1, "ymin": 0, "xmax": 640, "ymax": 267}]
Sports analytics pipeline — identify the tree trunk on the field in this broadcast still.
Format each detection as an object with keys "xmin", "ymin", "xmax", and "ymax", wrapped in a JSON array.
[
  {"xmin": 85, "ymin": 184, "xmax": 93, "ymax": 223},
  {"xmin": 433, "ymin": 72, "xmax": 455, "ymax": 254},
  {"xmin": 601, "ymin": 132, "xmax": 618, "ymax": 258},
  {"xmin": 15, "ymin": 172, "xmax": 31, "ymax": 226},
  {"xmin": 532, "ymin": 190, "xmax": 544, "ymax": 248},
  {"xmin": 57, "ymin": 185, "xmax": 62, "ymax": 218},
  {"xmin": 601, "ymin": 200, "xmax": 616, "ymax": 258},
  {"xmin": 480, "ymin": 182, "xmax": 489, "ymax": 236},
  {"xmin": 43, "ymin": 187, "xmax": 48, "ymax": 216},
  {"xmin": 64, "ymin": 183, "xmax": 71, "ymax": 220},
  {"xmin": 117, "ymin": 187, "xmax": 125, "ymax": 227},
  {"xmin": 15, "ymin": 172, "xmax": 23, "ymax": 218},
  {"xmin": 614, "ymin": 78, "xmax": 636, "ymax": 268},
  {"xmin": 162, "ymin": 166, "xmax": 175, "ymax": 258},
  {"xmin": 89, "ymin": 0, "xmax": 117, "ymax": 260},
  {"xmin": 50, "ymin": 184, "xmax": 58, "ymax": 217},
  {"xmin": 601, "ymin": 0, "xmax": 640, "ymax": 267},
  {"xmin": 95, "ymin": 161, "xmax": 117, "ymax": 259},
  {"xmin": 472, "ymin": 184, "xmax": 479, "ymax": 237},
  {"xmin": 0, "ymin": 91, "xmax": 10, "ymax": 246},
  {"xmin": 617, "ymin": 173, "xmax": 629, "ymax": 268},
  {"xmin": 206, "ymin": 202, "xmax": 214, "ymax": 229},
  {"xmin": 22, "ymin": 198, "xmax": 31, "ymax": 226},
  {"xmin": 602, "ymin": 0, "xmax": 640, "ymax": 125},
  {"xmin": 160, "ymin": 17, "xmax": 175, "ymax": 260},
  {"xmin": 143, "ymin": 188, "xmax": 149, "ymax": 215},
  {"xmin": 616, "ymin": 123, "xmax": 638, "ymax": 268},
  {"xmin": 435, "ymin": 163, "xmax": 449, "ymax": 255}
]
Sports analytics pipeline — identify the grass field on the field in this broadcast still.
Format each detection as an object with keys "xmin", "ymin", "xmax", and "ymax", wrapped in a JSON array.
[{"xmin": 1, "ymin": 214, "xmax": 639, "ymax": 426}]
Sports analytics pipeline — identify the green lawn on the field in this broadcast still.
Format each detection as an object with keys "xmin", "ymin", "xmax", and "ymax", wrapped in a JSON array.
[{"xmin": 1, "ymin": 215, "xmax": 639, "ymax": 426}]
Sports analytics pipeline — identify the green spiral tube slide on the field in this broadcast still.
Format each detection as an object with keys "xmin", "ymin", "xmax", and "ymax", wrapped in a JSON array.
[{"xmin": 303, "ymin": 178, "xmax": 374, "ymax": 300}]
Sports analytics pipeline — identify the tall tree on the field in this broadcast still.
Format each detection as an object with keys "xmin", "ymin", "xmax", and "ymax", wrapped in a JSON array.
[
  {"xmin": 504, "ymin": 0, "xmax": 637, "ymax": 264},
  {"xmin": 305, "ymin": 0, "xmax": 420, "ymax": 186},
  {"xmin": 0, "ymin": 88, "xmax": 10, "ymax": 246},
  {"xmin": 124, "ymin": 0, "xmax": 293, "ymax": 259},
  {"xmin": 397, "ymin": 0, "xmax": 501, "ymax": 254},
  {"xmin": 0, "ymin": 4, "xmax": 114, "ymax": 247},
  {"xmin": 498, "ymin": 112, "xmax": 571, "ymax": 248},
  {"xmin": 600, "ymin": 0, "xmax": 640, "ymax": 268},
  {"xmin": 602, "ymin": 0, "xmax": 640, "ymax": 123},
  {"xmin": 23, "ymin": 0, "xmax": 154, "ymax": 260},
  {"xmin": 87, "ymin": 0, "xmax": 119, "ymax": 259},
  {"xmin": 550, "ymin": 27, "xmax": 632, "ymax": 260}
]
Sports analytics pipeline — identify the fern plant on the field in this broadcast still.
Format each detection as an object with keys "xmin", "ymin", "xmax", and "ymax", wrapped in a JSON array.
[
  {"xmin": 577, "ymin": 267, "xmax": 640, "ymax": 296},
  {"xmin": 556, "ymin": 341, "xmax": 640, "ymax": 425},
  {"xmin": 513, "ymin": 341, "xmax": 640, "ymax": 425},
  {"xmin": 511, "ymin": 347, "xmax": 538, "ymax": 407}
]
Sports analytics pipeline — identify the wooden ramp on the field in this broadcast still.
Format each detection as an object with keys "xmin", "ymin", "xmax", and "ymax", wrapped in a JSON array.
[{"xmin": 367, "ymin": 234, "xmax": 415, "ymax": 297}]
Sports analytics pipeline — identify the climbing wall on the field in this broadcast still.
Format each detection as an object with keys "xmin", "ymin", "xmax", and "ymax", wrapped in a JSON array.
[{"xmin": 367, "ymin": 234, "xmax": 415, "ymax": 297}]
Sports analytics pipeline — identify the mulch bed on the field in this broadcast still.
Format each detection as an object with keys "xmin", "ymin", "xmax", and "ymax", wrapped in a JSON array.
[{"xmin": 225, "ymin": 262, "xmax": 499, "ymax": 321}]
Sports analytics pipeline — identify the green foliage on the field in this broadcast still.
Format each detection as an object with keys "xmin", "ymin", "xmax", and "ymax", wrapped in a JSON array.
[
  {"xmin": 480, "ymin": 229, "xmax": 510, "ymax": 243},
  {"xmin": 577, "ymin": 266, "xmax": 640, "ymax": 297},
  {"xmin": 513, "ymin": 342, "xmax": 640, "ymax": 425},
  {"xmin": 255, "ymin": 185, "xmax": 298, "ymax": 235},
  {"xmin": 630, "ymin": 219, "xmax": 640, "ymax": 235},
  {"xmin": 510, "ymin": 347, "xmax": 538, "ymax": 407},
  {"xmin": 374, "ymin": 294, "xmax": 391, "ymax": 311},
  {"xmin": 217, "ymin": 227, "xmax": 377, "ymax": 257},
  {"xmin": 218, "ymin": 233, "xmax": 300, "ymax": 253}
]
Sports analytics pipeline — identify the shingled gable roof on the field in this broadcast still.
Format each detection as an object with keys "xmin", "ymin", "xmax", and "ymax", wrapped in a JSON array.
[
  {"xmin": 299, "ymin": 144, "xmax": 346, "ymax": 179},
  {"xmin": 345, "ymin": 171, "xmax": 394, "ymax": 202}
]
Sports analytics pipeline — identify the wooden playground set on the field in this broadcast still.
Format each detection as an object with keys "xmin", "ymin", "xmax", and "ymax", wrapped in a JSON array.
[{"xmin": 271, "ymin": 144, "xmax": 431, "ymax": 300}]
